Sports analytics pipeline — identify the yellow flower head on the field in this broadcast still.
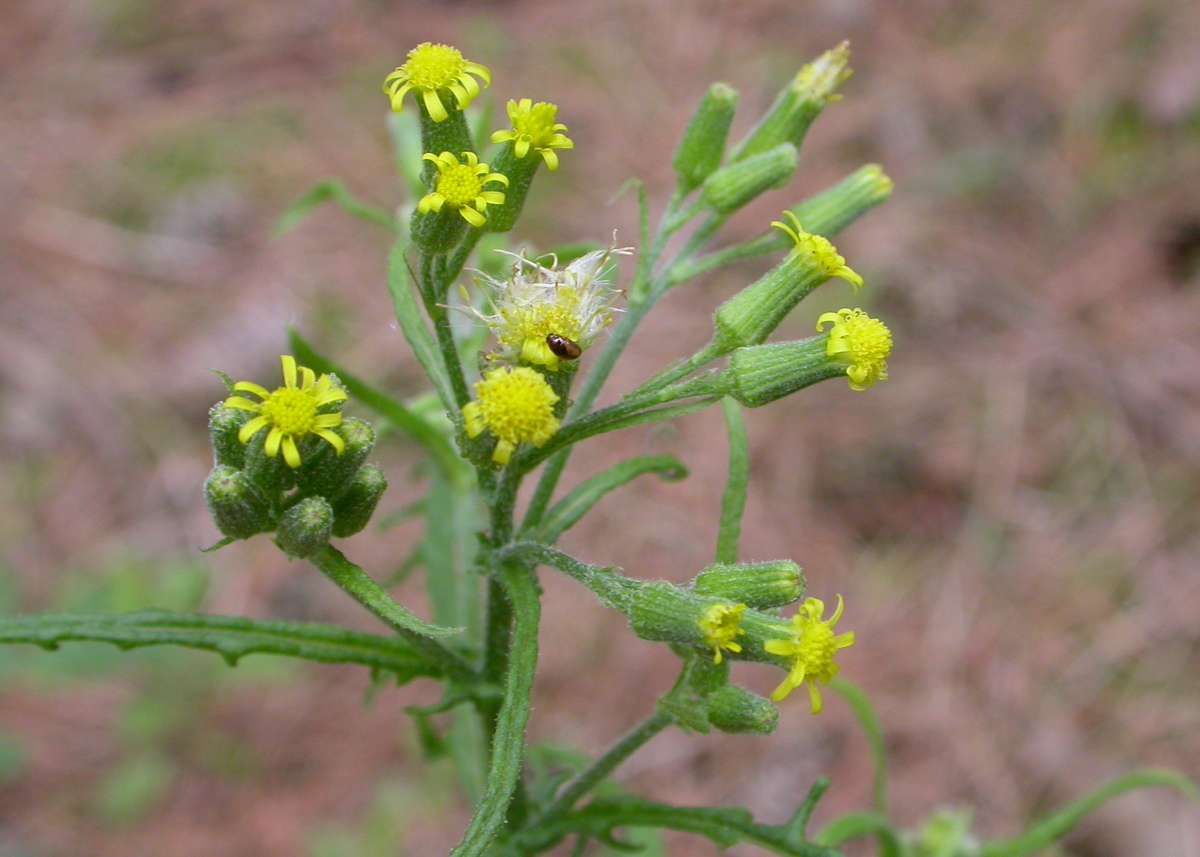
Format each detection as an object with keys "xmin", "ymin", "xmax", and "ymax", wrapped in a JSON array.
[
  {"xmin": 224, "ymin": 355, "xmax": 348, "ymax": 468},
  {"xmin": 763, "ymin": 595, "xmax": 854, "ymax": 714},
  {"xmin": 418, "ymin": 151, "xmax": 509, "ymax": 228},
  {"xmin": 461, "ymin": 366, "xmax": 560, "ymax": 464},
  {"xmin": 816, "ymin": 308, "xmax": 892, "ymax": 391},
  {"xmin": 383, "ymin": 42, "xmax": 491, "ymax": 122},
  {"xmin": 464, "ymin": 242, "xmax": 628, "ymax": 371},
  {"xmin": 772, "ymin": 211, "xmax": 863, "ymax": 292},
  {"xmin": 698, "ymin": 602, "xmax": 747, "ymax": 664},
  {"xmin": 490, "ymin": 99, "xmax": 575, "ymax": 171}
]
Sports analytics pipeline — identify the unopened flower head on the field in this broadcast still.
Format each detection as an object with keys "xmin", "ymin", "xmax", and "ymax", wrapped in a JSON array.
[
  {"xmin": 462, "ymin": 366, "xmax": 560, "ymax": 464},
  {"xmin": 491, "ymin": 99, "xmax": 575, "ymax": 171},
  {"xmin": 763, "ymin": 595, "xmax": 854, "ymax": 714},
  {"xmin": 772, "ymin": 211, "xmax": 862, "ymax": 291},
  {"xmin": 224, "ymin": 355, "xmax": 347, "ymax": 468},
  {"xmin": 816, "ymin": 308, "xmax": 892, "ymax": 391},
  {"xmin": 698, "ymin": 602, "xmax": 747, "ymax": 664},
  {"xmin": 383, "ymin": 43, "xmax": 491, "ymax": 122},
  {"xmin": 466, "ymin": 242, "xmax": 628, "ymax": 370},
  {"xmin": 418, "ymin": 151, "xmax": 508, "ymax": 228}
]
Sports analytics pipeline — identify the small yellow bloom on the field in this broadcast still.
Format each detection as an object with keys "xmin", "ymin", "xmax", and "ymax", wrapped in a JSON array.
[
  {"xmin": 764, "ymin": 595, "xmax": 854, "ymax": 714},
  {"xmin": 383, "ymin": 42, "xmax": 491, "ymax": 122},
  {"xmin": 464, "ymin": 242, "xmax": 628, "ymax": 371},
  {"xmin": 698, "ymin": 602, "xmax": 747, "ymax": 664},
  {"xmin": 491, "ymin": 99, "xmax": 575, "ymax": 171},
  {"xmin": 418, "ymin": 151, "xmax": 509, "ymax": 228},
  {"xmin": 816, "ymin": 308, "xmax": 892, "ymax": 391},
  {"xmin": 462, "ymin": 366, "xmax": 560, "ymax": 464},
  {"xmin": 225, "ymin": 355, "xmax": 348, "ymax": 468},
  {"xmin": 772, "ymin": 211, "xmax": 862, "ymax": 291}
]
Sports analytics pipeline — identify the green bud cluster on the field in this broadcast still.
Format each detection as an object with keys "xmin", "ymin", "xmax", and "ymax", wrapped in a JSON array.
[{"xmin": 203, "ymin": 404, "xmax": 387, "ymax": 557}]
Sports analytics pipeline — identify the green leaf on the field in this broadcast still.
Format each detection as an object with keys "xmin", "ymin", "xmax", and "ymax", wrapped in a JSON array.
[
  {"xmin": 386, "ymin": 238, "xmax": 458, "ymax": 415},
  {"xmin": 288, "ymin": 330, "xmax": 464, "ymax": 482},
  {"xmin": 533, "ymin": 455, "xmax": 688, "ymax": 544},
  {"xmin": 715, "ymin": 397, "xmax": 748, "ymax": 564},
  {"xmin": 274, "ymin": 179, "xmax": 395, "ymax": 234},
  {"xmin": 978, "ymin": 769, "xmax": 1198, "ymax": 857},
  {"xmin": 828, "ymin": 677, "xmax": 888, "ymax": 814},
  {"xmin": 0, "ymin": 610, "xmax": 443, "ymax": 682}
]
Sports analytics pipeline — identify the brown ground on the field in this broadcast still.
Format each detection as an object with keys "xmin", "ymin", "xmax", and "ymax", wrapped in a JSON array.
[{"xmin": 1, "ymin": 1, "xmax": 1199, "ymax": 855}]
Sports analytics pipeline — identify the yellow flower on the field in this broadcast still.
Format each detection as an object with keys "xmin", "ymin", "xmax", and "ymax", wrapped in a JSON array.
[
  {"xmin": 464, "ymin": 242, "xmax": 628, "ymax": 370},
  {"xmin": 383, "ymin": 42, "xmax": 491, "ymax": 122},
  {"xmin": 225, "ymin": 355, "xmax": 348, "ymax": 468},
  {"xmin": 698, "ymin": 602, "xmax": 747, "ymax": 664},
  {"xmin": 418, "ymin": 151, "xmax": 508, "ymax": 228},
  {"xmin": 816, "ymin": 308, "xmax": 892, "ymax": 391},
  {"xmin": 771, "ymin": 211, "xmax": 862, "ymax": 292},
  {"xmin": 490, "ymin": 99, "xmax": 575, "ymax": 171},
  {"xmin": 462, "ymin": 366, "xmax": 560, "ymax": 464},
  {"xmin": 763, "ymin": 595, "xmax": 854, "ymax": 714}
]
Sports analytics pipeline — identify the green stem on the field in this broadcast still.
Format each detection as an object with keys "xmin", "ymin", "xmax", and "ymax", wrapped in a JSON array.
[
  {"xmin": 500, "ymin": 543, "xmax": 640, "ymax": 610},
  {"xmin": 448, "ymin": 564, "xmax": 541, "ymax": 857},
  {"xmin": 310, "ymin": 546, "xmax": 474, "ymax": 683},
  {"xmin": 545, "ymin": 710, "xmax": 673, "ymax": 821},
  {"xmin": 714, "ymin": 396, "xmax": 748, "ymax": 563}
]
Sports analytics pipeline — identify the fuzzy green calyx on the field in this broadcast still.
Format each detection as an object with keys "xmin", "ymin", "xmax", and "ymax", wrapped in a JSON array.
[
  {"xmin": 330, "ymin": 464, "xmax": 388, "ymax": 538},
  {"xmin": 701, "ymin": 143, "xmax": 796, "ymax": 215},
  {"xmin": 204, "ymin": 466, "xmax": 272, "ymax": 540},
  {"xmin": 724, "ymin": 337, "xmax": 845, "ymax": 406},
  {"xmin": 713, "ymin": 214, "xmax": 861, "ymax": 351},
  {"xmin": 730, "ymin": 41, "xmax": 851, "ymax": 163},
  {"xmin": 294, "ymin": 417, "xmax": 376, "ymax": 502},
  {"xmin": 705, "ymin": 686, "xmax": 779, "ymax": 735},
  {"xmin": 673, "ymin": 82, "xmax": 739, "ymax": 193},
  {"xmin": 276, "ymin": 496, "xmax": 334, "ymax": 559},
  {"xmin": 692, "ymin": 560, "xmax": 806, "ymax": 610}
]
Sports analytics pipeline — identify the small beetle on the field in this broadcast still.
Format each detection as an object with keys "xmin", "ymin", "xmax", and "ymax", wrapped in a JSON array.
[{"xmin": 546, "ymin": 333, "xmax": 582, "ymax": 360}]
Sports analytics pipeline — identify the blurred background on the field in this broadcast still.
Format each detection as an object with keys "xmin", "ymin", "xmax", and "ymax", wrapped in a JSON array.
[{"xmin": 2, "ymin": 0, "xmax": 1199, "ymax": 854}]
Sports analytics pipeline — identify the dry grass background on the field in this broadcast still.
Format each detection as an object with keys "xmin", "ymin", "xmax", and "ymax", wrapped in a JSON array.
[{"xmin": 1, "ymin": 0, "xmax": 1199, "ymax": 855}]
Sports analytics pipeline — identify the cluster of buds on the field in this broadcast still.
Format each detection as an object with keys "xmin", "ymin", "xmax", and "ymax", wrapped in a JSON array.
[
  {"xmin": 204, "ymin": 356, "xmax": 387, "ymax": 558},
  {"xmin": 621, "ymin": 560, "xmax": 853, "ymax": 725}
]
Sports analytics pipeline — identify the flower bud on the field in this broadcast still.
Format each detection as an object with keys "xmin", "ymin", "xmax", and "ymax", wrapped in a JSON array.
[
  {"xmin": 208, "ymin": 403, "xmax": 250, "ymax": 470},
  {"xmin": 705, "ymin": 686, "xmax": 779, "ymax": 735},
  {"xmin": 204, "ymin": 466, "xmax": 273, "ymax": 540},
  {"xmin": 242, "ymin": 425, "xmax": 295, "ymax": 500},
  {"xmin": 692, "ymin": 560, "xmax": 806, "ymax": 610},
  {"xmin": 275, "ymin": 496, "xmax": 334, "ymax": 559},
  {"xmin": 673, "ymin": 82, "xmax": 739, "ymax": 193},
  {"xmin": 294, "ymin": 417, "xmax": 376, "ymax": 502},
  {"xmin": 730, "ymin": 42, "xmax": 851, "ymax": 162},
  {"xmin": 331, "ymin": 464, "xmax": 388, "ymax": 538},
  {"xmin": 713, "ymin": 214, "xmax": 861, "ymax": 351},
  {"xmin": 628, "ymin": 583, "xmax": 746, "ymax": 665},
  {"xmin": 700, "ymin": 143, "xmax": 796, "ymax": 215},
  {"xmin": 723, "ymin": 337, "xmax": 845, "ymax": 407}
]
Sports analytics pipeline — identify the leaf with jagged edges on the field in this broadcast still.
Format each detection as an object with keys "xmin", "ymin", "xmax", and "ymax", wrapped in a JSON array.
[{"xmin": 0, "ymin": 610, "xmax": 444, "ymax": 684}]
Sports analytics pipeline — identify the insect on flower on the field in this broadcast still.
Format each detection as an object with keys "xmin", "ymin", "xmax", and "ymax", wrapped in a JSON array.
[{"xmin": 545, "ymin": 333, "xmax": 582, "ymax": 360}]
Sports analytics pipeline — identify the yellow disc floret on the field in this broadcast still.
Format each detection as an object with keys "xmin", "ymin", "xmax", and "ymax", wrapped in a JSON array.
[
  {"xmin": 491, "ymin": 99, "xmax": 575, "ymax": 171},
  {"xmin": 763, "ymin": 595, "xmax": 855, "ymax": 714},
  {"xmin": 772, "ymin": 211, "xmax": 863, "ymax": 291},
  {"xmin": 698, "ymin": 602, "xmax": 747, "ymax": 664},
  {"xmin": 816, "ymin": 308, "xmax": 893, "ymax": 391},
  {"xmin": 461, "ymin": 366, "xmax": 561, "ymax": 464},
  {"xmin": 225, "ymin": 355, "xmax": 347, "ymax": 468},
  {"xmin": 383, "ymin": 42, "xmax": 491, "ymax": 122},
  {"xmin": 418, "ymin": 151, "xmax": 508, "ymax": 227}
]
